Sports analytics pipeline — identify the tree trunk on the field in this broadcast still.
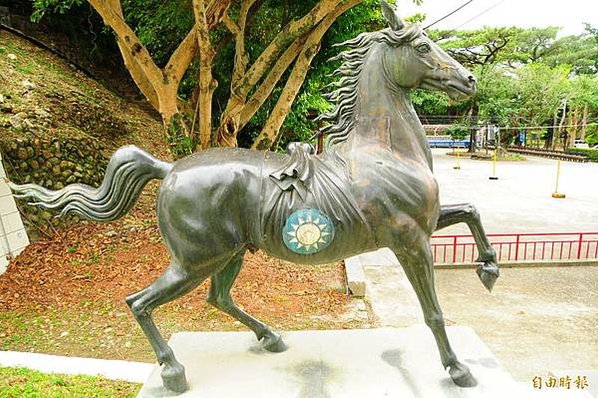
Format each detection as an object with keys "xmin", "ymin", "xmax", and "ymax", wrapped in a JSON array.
[
  {"xmin": 580, "ymin": 104, "xmax": 588, "ymax": 141},
  {"xmin": 550, "ymin": 111, "xmax": 558, "ymax": 150},
  {"xmin": 193, "ymin": 0, "xmax": 218, "ymax": 150},
  {"xmin": 467, "ymin": 102, "xmax": 477, "ymax": 153},
  {"xmin": 557, "ymin": 99, "xmax": 567, "ymax": 150},
  {"xmin": 216, "ymin": 0, "xmax": 350, "ymax": 147}
]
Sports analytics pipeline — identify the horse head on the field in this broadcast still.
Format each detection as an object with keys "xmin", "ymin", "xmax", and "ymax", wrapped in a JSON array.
[{"xmin": 380, "ymin": 1, "xmax": 476, "ymax": 101}]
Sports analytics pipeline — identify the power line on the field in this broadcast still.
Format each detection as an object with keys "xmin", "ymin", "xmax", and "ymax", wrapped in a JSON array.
[
  {"xmin": 424, "ymin": 0, "xmax": 475, "ymax": 30},
  {"xmin": 434, "ymin": 0, "xmax": 509, "ymax": 40},
  {"xmin": 452, "ymin": 0, "xmax": 508, "ymax": 31}
]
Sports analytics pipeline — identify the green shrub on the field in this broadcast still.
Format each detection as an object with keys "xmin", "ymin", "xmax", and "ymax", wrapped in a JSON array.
[{"xmin": 567, "ymin": 148, "xmax": 598, "ymax": 161}]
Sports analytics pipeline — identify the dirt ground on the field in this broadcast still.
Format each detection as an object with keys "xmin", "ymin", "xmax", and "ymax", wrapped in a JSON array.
[
  {"xmin": 0, "ymin": 26, "xmax": 373, "ymax": 371},
  {"xmin": 435, "ymin": 266, "xmax": 598, "ymax": 382},
  {"xmin": 0, "ymin": 185, "xmax": 372, "ymax": 362}
]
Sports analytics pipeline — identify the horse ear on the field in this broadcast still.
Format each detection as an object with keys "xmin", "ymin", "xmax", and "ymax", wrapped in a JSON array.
[{"xmin": 381, "ymin": 1, "xmax": 404, "ymax": 31}]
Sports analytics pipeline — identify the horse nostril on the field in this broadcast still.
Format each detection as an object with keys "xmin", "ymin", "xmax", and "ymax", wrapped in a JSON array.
[{"xmin": 468, "ymin": 75, "xmax": 476, "ymax": 84}]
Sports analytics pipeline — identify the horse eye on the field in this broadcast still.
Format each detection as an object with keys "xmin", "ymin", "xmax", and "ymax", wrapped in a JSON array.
[{"xmin": 415, "ymin": 43, "xmax": 431, "ymax": 54}]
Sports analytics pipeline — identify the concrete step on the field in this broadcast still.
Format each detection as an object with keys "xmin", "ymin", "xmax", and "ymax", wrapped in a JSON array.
[{"xmin": 139, "ymin": 326, "xmax": 525, "ymax": 397}]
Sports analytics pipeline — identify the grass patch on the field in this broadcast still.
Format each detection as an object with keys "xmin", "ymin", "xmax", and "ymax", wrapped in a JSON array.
[
  {"xmin": 15, "ymin": 63, "xmax": 35, "ymax": 75},
  {"xmin": 0, "ymin": 367, "xmax": 140, "ymax": 397}
]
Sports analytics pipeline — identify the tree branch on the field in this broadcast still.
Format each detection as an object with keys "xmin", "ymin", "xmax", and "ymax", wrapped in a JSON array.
[
  {"xmin": 101, "ymin": 0, "xmax": 159, "ymax": 109},
  {"xmin": 88, "ymin": 0, "xmax": 163, "ymax": 85},
  {"xmin": 164, "ymin": 29, "xmax": 198, "ymax": 86},
  {"xmin": 252, "ymin": 0, "xmax": 360, "ymax": 149},
  {"xmin": 239, "ymin": 35, "xmax": 306, "ymax": 128},
  {"xmin": 236, "ymin": 0, "xmax": 341, "ymax": 98}
]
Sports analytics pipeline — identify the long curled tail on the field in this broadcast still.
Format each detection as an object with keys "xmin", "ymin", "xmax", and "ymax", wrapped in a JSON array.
[{"xmin": 8, "ymin": 145, "xmax": 172, "ymax": 222}]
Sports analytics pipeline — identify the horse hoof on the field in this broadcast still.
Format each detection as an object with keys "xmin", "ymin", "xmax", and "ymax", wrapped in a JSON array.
[
  {"xmin": 476, "ymin": 262, "xmax": 499, "ymax": 292},
  {"xmin": 161, "ymin": 363, "xmax": 188, "ymax": 394},
  {"xmin": 449, "ymin": 363, "xmax": 478, "ymax": 388},
  {"xmin": 261, "ymin": 333, "xmax": 287, "ymax": 353}
]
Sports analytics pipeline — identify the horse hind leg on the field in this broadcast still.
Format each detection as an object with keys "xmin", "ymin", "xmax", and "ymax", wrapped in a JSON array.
[
  {"xmin": 206, "ymin": 251, "xmax": 287, "ymax": 353},
  {"xmin": 126, "ymin": 261, "xmax": 206, "ymax": 393},
  {"xmin": 394, "ymin": 237, "xmax": 477, "ymax": 388}
]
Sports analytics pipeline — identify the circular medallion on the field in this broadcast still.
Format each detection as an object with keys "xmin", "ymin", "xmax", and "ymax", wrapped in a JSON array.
[{"xmin": 283, "ymin": 209, "xmax": 335, "ymax": 255}]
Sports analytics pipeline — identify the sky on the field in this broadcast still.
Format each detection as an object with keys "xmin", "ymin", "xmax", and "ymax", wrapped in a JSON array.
[{"xmin": 399, "ymin": 0, "xmax": 598, "ymax": 36}]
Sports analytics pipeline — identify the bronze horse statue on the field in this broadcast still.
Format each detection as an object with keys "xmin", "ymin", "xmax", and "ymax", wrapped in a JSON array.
[{"xmin": 10, "ymin": 2, "xmax": 499, "ymax": 393}]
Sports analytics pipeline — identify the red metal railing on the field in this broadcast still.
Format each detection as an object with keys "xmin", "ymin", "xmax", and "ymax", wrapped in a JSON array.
[{"xmin": 431, "ymin": 232, "xmax": 598, "ymax": 265}]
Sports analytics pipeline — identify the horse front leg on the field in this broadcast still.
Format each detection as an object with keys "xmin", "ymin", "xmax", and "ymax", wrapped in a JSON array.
[
  {"xmin": 436, "ymin": 203, "xmax": 499, "ymax": 291},
  {"xmin": 394, "ymin": 236, "xmax": 477, "ymax": 388}
]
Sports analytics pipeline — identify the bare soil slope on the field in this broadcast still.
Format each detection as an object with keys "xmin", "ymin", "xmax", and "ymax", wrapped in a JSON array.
[
  {"xmin": 0, "ymin": 29, "xmax": 371, "ymax": 362},
  {"xmin": 0, "ymin": 29, "xmax": 167, "ymax": 157}
]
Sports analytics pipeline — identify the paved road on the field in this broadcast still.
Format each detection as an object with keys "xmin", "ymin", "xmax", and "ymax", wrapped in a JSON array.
[
  {"xmin": 357, "ymin": 151, "xmax": 598, "ymax": 386},
  {"xmin": 433, "ymin": 150, "xmax": 598, "ymax": 234},
  {"xmin": 436, "ymin": 266, "xmax": 598, "ymax": 383}
]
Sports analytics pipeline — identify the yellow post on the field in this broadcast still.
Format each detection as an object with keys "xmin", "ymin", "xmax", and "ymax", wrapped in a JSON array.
[
  {"xmin": 453, "ymin": 150, "xmax": 461, "ymax": 170},
  {"xmin": 489, "ymin": 149, "xmax": 498, "ymax": 180},
  {"xmin": 552, "ymin": 159, "xmax": 566, "ymax": 198}
]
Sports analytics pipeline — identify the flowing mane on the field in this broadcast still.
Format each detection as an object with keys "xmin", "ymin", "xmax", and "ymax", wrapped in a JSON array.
[{"xmin": 319, "ymin": 25, "xmax": 421, "ymax": 163}]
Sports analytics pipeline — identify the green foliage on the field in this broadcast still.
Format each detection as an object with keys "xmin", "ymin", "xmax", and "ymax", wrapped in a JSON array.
[
  {"xmin": 29, "ymin": 0, "xmax": 598, "ymax": 150},
  {"xmin": 510, "ymin": 27, "xmax": 559, "ymax": 64},
  {"xmin": 569, "ymin": 75, "xmax": 598, "ymax": 110},
  {"xmin": 121, "ymin": 0, "xmax": 195, "ymax": 67},
  {"xmin": 446, "ymin": 124, "xmax": 468, "ymax": 142},
  {"xmin": 166, "ymin": 114, "xmax": 194, "ymax": 159},
  {"xmin": 473, "ymin": 64, "xmax": 516, "ymax": 125},
  {"xmin": 584, "ymin": 123, "xmax": 598, "ymax": 146},
  {"xmin": 279, "ymin": 81, "xmax": 331, "ymax": 148},
  {"xmin": 31, "ymin": 0, "xmax": 84, "ymax": 22},
  {"xmin": 513, "ymin": 63, "xmax": 570, "ymax": 126},
  {"xmin": 567, "ymin": 147, "xmax": 598, "ymax": 161},
  {"xmin": 404, "ymin": 13, "xmax": 426, "ymax": 24},
  {"xmin": 436, "ymin": 27, "xmax": 522, "ymax": 68},
  {"xmin": 543, "ymin": 27, "xmax": 598, "ymax": 75},
  {"xmin": 410, "ymin": 89, "xmax": 450, "ymax": 116}
]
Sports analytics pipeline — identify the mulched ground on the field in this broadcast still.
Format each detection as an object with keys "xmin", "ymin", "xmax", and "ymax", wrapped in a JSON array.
[{"xmin": 0, "ymin": 191, "xmax": 370, "ymax": 361}]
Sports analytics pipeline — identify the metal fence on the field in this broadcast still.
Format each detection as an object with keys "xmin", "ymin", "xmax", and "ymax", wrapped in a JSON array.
[{"xmin": 431, "ymin": 232, "xmax": 598, "ymax": 265}]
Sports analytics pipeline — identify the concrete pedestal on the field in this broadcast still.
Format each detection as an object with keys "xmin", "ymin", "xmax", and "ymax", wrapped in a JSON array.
[{"xmin": 138, "ymin": 326, "xmax": 525, "ymax": 398}]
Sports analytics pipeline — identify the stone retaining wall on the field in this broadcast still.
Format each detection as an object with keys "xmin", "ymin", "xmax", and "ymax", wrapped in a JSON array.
[{"xmin": 0, "ymin": 138, "xmax": 107, "ymax": 239}]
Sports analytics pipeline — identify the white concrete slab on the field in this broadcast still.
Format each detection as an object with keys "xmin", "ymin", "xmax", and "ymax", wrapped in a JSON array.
[
  {"xmin": 0, "ymin": 181, "xmax": 11, "ymax": 197},
  {"xmin": 347, "ymin": 248, "xmax": 399, "ymax": 267},
  {"xmin": 1, "ymin": 210, "xmax": 25, "ymax": 235},
  {"xmin": 138, "ymin": 326, "xmax": 525, "ymax": 398},
  {"xmin": 344, "ymin": 248, "xmax": 400, "ymax": 297},
  {"xmin": 0, "ymin": 195, "xmax": 18, "ymax": 215},
  {"xmin": 0, "ymin": 350, "xmax": 153, "ymax": 383},
  {"xmin": 343, "ymin": 260, "xmax": 366, "ymax": 297},
  {"xmin": 363, "ymin": 265, "xmax": 423, "ymax": 327},
  {"xmin": 0, "ymin": 153, "xmax": 29, "ymax": 274},
  {"xmin": 5, "ymin": 229, "xmax": 29, "ymax": 252}
]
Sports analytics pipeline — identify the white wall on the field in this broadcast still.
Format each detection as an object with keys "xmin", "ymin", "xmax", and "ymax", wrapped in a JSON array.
[{"xmin": 0, "ymin": 151, "xmax": 29, "ymax": 274}]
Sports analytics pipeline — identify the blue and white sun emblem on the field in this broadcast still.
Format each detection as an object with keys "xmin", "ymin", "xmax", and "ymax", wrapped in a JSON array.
[{"xmin": 283, "ymin": 209, "xmax": 335, "ymax": 255}]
